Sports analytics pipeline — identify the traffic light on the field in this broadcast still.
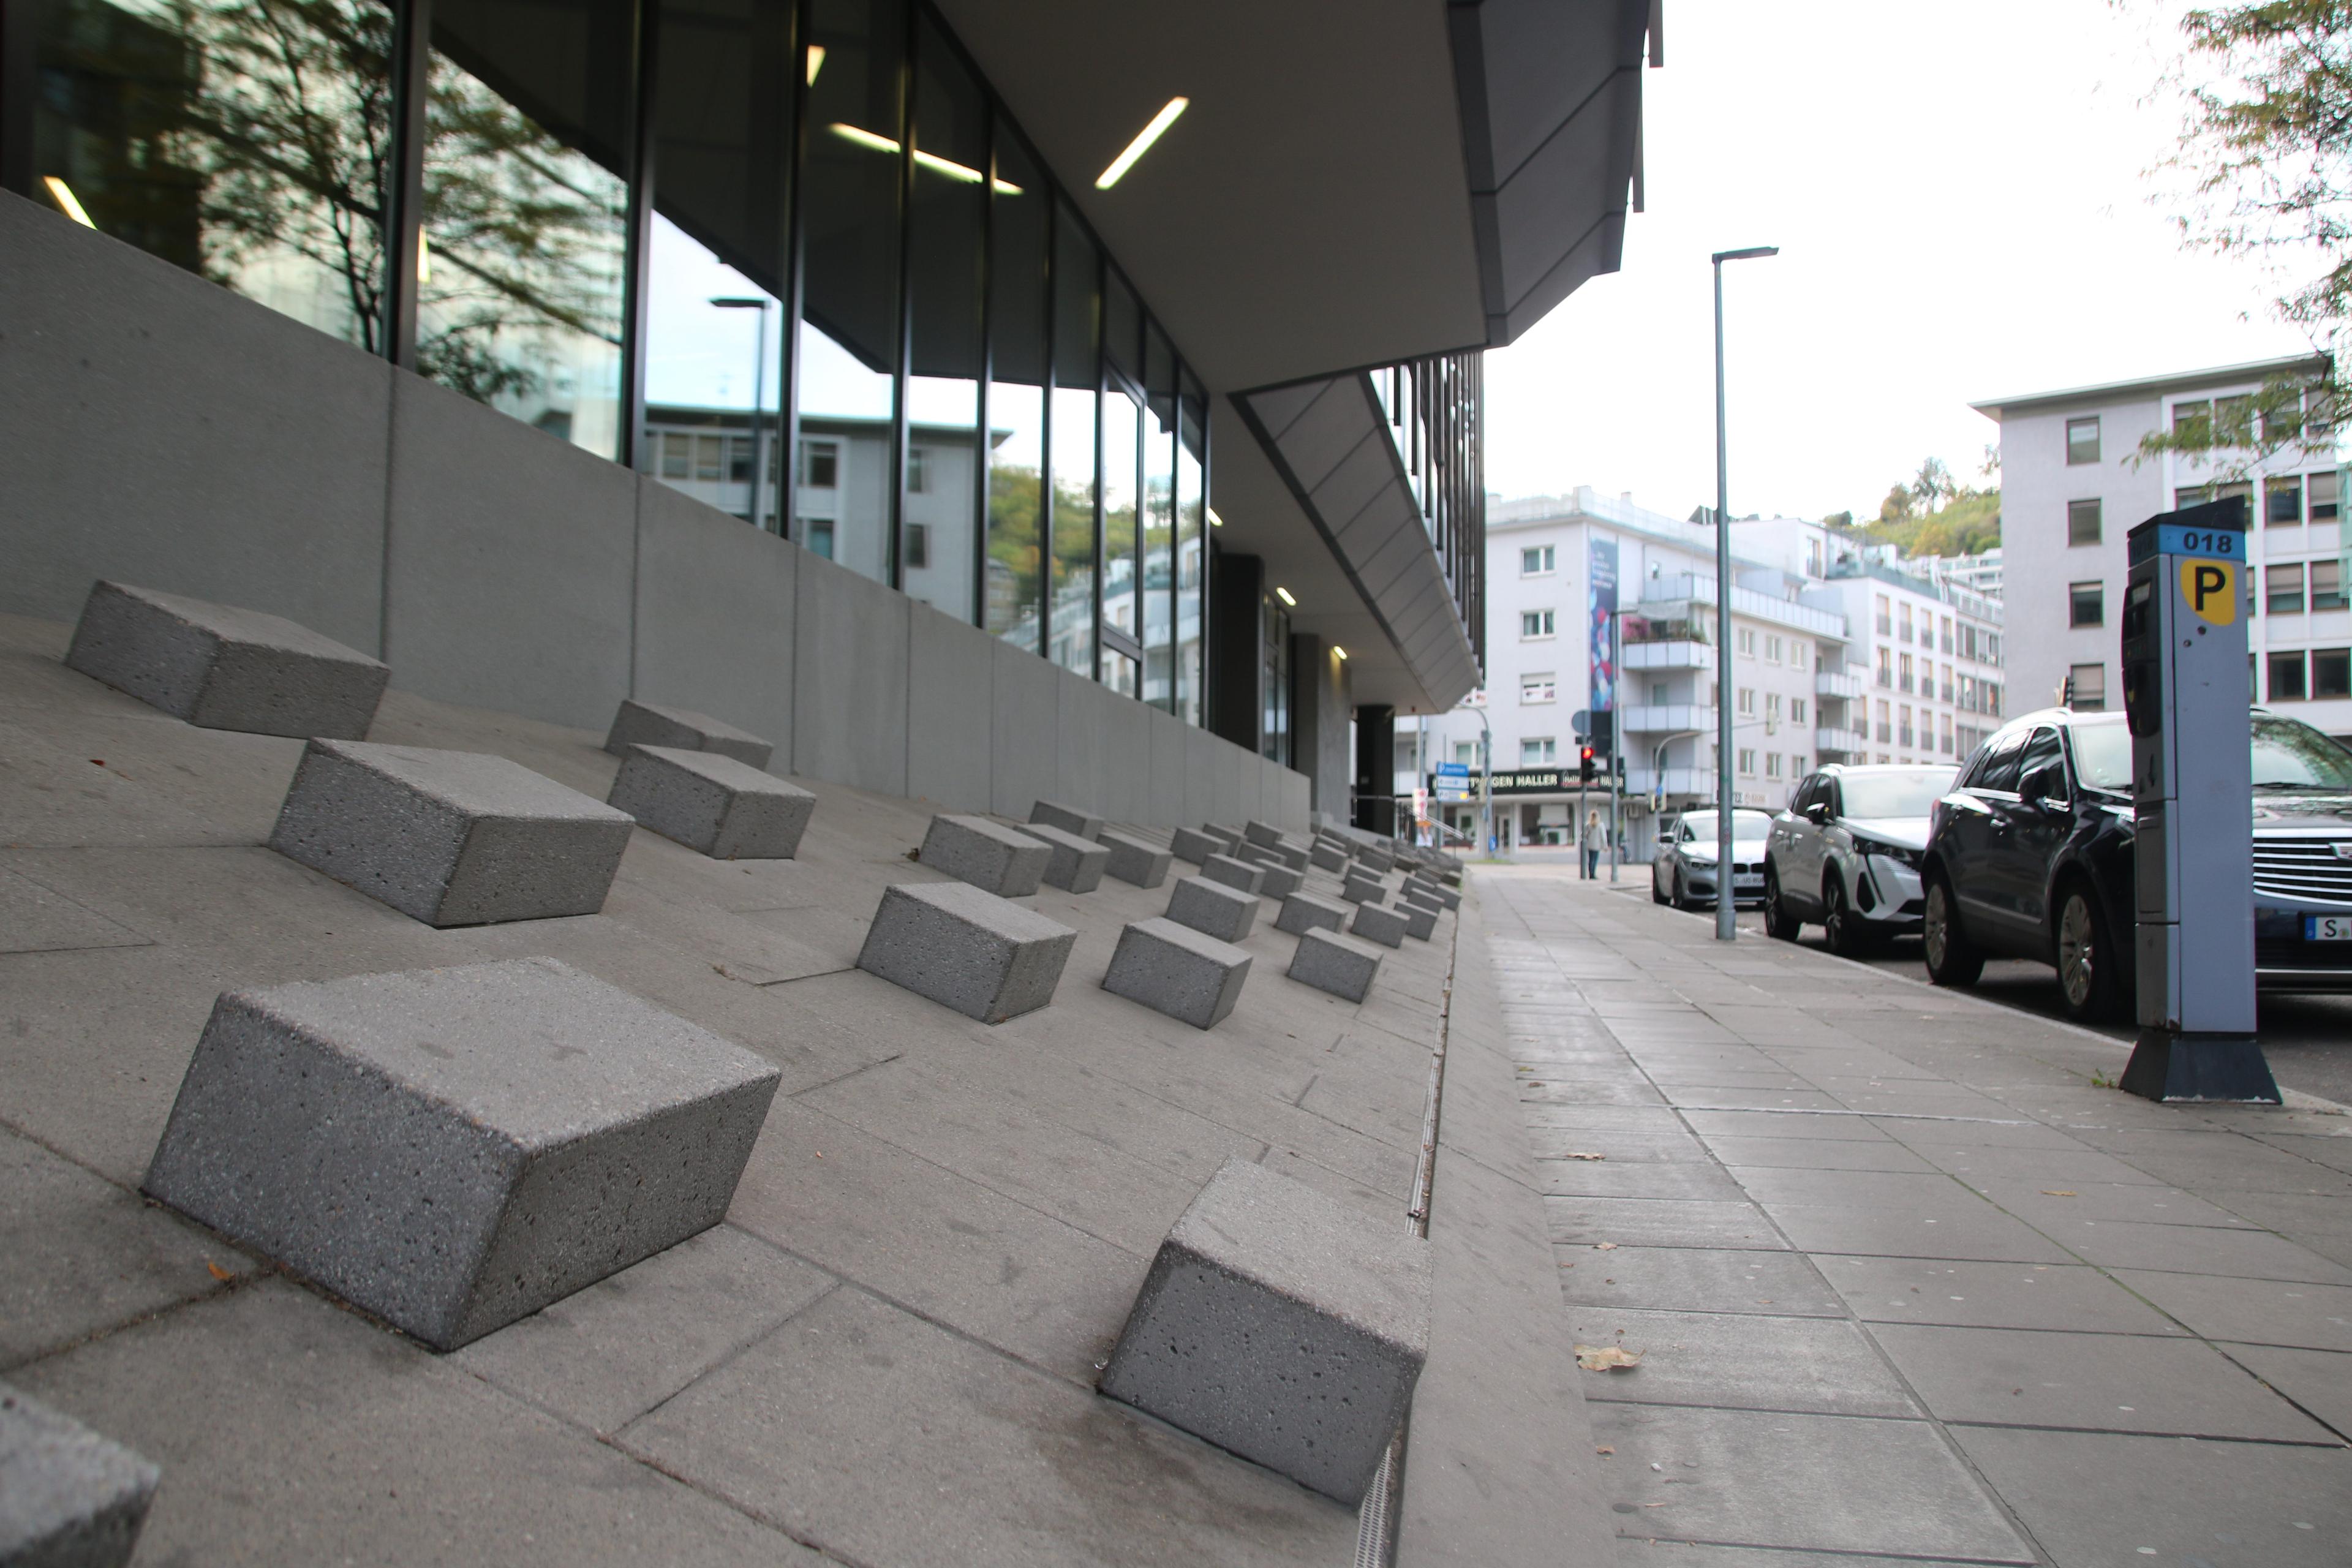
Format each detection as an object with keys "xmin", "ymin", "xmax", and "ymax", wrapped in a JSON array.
[{"xmin": 1578, "ymin": 745, "xmax": 1596, "ymax": 783}]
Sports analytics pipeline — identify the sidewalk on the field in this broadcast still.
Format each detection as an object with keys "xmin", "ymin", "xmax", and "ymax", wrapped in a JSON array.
[{"xmin": 1472, "ymin": 863, "xmax": 2352, "ymax": 1567}]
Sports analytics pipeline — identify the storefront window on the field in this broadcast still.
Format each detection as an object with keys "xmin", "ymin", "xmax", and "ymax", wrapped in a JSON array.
[
  {"xmin": 983, "ymin": 123, "xmax": 1048, "ymax": 650},
  {"xmin": 1047, "ymin": 200, "xmax": 1098, "ymax": 678}
]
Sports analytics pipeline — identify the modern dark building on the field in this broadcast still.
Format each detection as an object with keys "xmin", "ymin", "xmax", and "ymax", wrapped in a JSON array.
[{"xmin": 3, "ymin": 0, "xmax": 1658, "ymax": 830}]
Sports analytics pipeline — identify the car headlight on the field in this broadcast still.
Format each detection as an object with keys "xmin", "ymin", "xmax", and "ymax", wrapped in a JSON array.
[
  {"xmin": 1860, "ymin": 841, "xmax": 1923, "ymax": 871},
  {"xmin": 1683, "ymin": 851, "xmax": 1716, "ymax": 865}
]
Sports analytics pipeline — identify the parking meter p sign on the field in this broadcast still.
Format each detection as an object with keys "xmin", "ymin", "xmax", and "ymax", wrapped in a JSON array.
[{"xmin": 2181, "ymin": 559, "xmax": 2236, "ymax": 626}]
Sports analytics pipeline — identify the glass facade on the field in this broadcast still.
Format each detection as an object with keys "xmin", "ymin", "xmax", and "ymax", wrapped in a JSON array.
[{"xmin": 21, "ymin": 0, "xmax": 1212, "ymax": 724}]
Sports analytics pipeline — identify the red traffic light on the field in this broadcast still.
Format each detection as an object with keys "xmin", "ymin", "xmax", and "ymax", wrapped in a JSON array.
[{"xmin": 1579, "ymin": 745, "xmax": 1595, "ymax": 763}]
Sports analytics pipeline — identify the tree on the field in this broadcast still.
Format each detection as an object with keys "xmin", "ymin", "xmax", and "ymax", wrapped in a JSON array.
[
  {"xmin": 1856, "ymin": 458, "xmax": 2001, "ymax": 557},
  {"xmin": 2143, "ymin": 0, "xmax": 2348, "ymax": 464}
]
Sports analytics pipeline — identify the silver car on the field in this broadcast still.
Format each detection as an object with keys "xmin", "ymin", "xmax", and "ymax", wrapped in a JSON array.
[
  {"xmin": 1764, "ymin": 764, "xmax": 1956, "ymax": 954},
  {"xmin": 1651, "ymin": 809, "xmax": 1775, "ymax": 910}
]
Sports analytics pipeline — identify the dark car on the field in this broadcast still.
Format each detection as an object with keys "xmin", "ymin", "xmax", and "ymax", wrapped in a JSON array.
[{"xmin": 1920, "ymin": 706, "xmax": 2352, "ymax": 1022}]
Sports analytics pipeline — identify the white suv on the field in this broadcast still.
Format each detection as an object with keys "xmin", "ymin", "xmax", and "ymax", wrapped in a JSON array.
[{"xmin": 1764, "ymin": 764, "xmax": 1954, "ymax": 954}]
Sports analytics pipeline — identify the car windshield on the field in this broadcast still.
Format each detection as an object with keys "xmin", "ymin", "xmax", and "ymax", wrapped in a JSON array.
[
  {"xmin": 2253, "ymin": 715, "xmax": 2352, "ymax": 790},
  {"xmin": 1836, "ymin": 769, "xmax": 1954, "ymax": 818},
  {"xmin": 2069, "ymin": 718, "xmax": 2132, "ymax": 791},
  {"xmin": 1679, "ymin": 810, "xmax": 1773, "ymax": 842}
]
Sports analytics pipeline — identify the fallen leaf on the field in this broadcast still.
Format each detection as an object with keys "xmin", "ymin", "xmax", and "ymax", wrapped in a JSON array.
[
  {"xmin": 2041, "ymin": 1189, "xmax": 2078, "ymax": 1197},
  {"xmin": 1574, "ymin": 1344, "xmax": 1644, "ymax": 1372},
  {"xmin": 1565, "ymin": 1152, "xmax": 1606, "ymax": 1161},
  {"xmin": 1642, "ymin": 1502, "xmax": 1667, "ymax": 1508},
  {"xmin": 1594, "ymin": 1446, "xmax": 1615, "ymax": 1455},
  {"xmin": 206, "ymin": 1260, "xmax": 232, "ymax": 1282},
  {"xmin": 1594, "ymin": 1242, "xmax": 1618, "ymax": 1251}
]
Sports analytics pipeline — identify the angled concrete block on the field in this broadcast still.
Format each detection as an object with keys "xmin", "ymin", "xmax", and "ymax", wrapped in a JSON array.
[
  {"xmin": 1289, "ymin": 927, "xmax": 1382, "ymax": 1002},
  {"xmin": 1399, "ymin": 902, "xmax": 1439, "ymax": 942},
  {"xmin": 269, "ymin": 740, "xmax": 632, "ymax": 926},
  {"xmin": 1341, "ymin": 872, "xmax": 1388, "ymax": 905},
  {"xmin": 1401, "ymin": 881, "xmax": 1444, "ymax": 911},
  {"xmin": 1351, "ymin": 902, "xmax": 1409, "ymax": 948},
  {"xmin": 1356, "ymin": 846, "xmax": 1395, "ymax": 873},
  {"xmin": 1100, "ymin": 1158, "xmax": 1430, "ymax": 1504},
  {"xmin": 1099, "ymin": 830, "xmax": 1173, "ymax": 890},
  {"xmin": 1258, "ymin": 865, "xmax": 1305, "ymax": 902},
  {"xmin": 1235, "ymin": 842, "xmax": 1284, "ymax": 870},
  {"xmin": 919, "ymin": 813, "xmax": 1050, "ymax": 898},
  {"xmin": 1310, "ymin": 842, "xmax": 1350, "ymax": 873},
  {"xmin": 1020, "ymin": 822, "xmax": 1110, "ymax": 894},
  {"xmin": 1204, "ymin": 824, "xmax": 1246, "ymax": 855},
  {"xmin": 0, "ymin": 1382, "xmax": 159, "ymax": 1568},
  {"xmin": 1101, "ymin": 918, "xmax": 1253, "ymax": 1031},
  {"xmin": 66, "ymin": 579, "xmax": 388, "ymax": 739},
  {"xmin": 1028, "ymin": 799, "xmax": 1104, "ymax": 841},
  {"xmin": 601, "ymin": 698, "xmax": 774, "ymax": 770},
  {"xmin": 143, "ymin": 959, "xmax": 782, "ymax": 1351},
  {"xmin": 857, "ymin": 881, "xmax": 1076, "ymax": 1023},
  {"xmin": 608, "ymin": 745, "xmax": 815, "ymax": 860},
  {"xmin": 1272, "ymin": 843, "xmax": 1310, "ymax": 872},
  {"xmin": 1165, "ymin": 875, "xmax": 1258, "ymax": 943},
  {"xmin": 1169, "ymin": 827, "xmax": 1223, "ymax": 866},
  {"xmin": 1199, "ymin": 854, "xmax": 1266, "ymax": 897},
  {"xmin": 1242, "ymin": 820, "xmax": 1284, "ymax": 849},
  {"xmin": 1276, "ymin": 891, "xmax": 1352, "ymax": 937}
]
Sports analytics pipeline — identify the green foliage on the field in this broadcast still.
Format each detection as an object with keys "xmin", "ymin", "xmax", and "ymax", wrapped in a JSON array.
[{"xmin": 1841, "ymin": 458, "xmax": 2001, "ymax": 557}]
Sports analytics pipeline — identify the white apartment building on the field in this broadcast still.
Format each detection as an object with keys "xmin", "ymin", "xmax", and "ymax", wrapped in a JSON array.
[
  {"xmin": 1736, "ymin": 519, "xmax": 2008, "ymax": 769},
  {"xmin": 1399, "ymin": 489, "xmax": 1850, "ymax": 854},
  {"xmin": 1975, "ymin": 355, "xmax": 2351, "ymax": 740}
]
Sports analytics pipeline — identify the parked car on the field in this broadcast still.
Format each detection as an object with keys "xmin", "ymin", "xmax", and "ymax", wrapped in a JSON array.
[
  {"xmin": 1763, "ymin": 764, "xmax": 1958, "ymax": 954},
  {"xmin": 1650, "ymin": 809, "xmax": 1775, "ymax": 910},
  {"xmin": 1920, "ymin": 706, "xmax": 2352, "ymax": 1022}
]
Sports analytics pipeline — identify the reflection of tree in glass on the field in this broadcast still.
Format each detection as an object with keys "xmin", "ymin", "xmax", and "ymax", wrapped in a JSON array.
[{"xmin": 987, "ymin": 462, "xmax": 1044, "ymax": 619}]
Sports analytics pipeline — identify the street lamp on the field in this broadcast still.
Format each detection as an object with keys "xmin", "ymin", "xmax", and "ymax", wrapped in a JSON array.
[
  {"xmin": 711, "ymin": 296, "xmax": 774, "ymax": 531},
  {"xmin": 1710, "ymin": 244, "xmax": 1777, "ymax": 942}
]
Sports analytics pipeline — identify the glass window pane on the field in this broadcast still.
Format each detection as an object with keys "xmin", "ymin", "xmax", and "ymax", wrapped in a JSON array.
[
  {"xmin": 423, "ymin": 0, "xmax": 635, "ymax": 459},
  {"xmin": 900, "ymin": 10, "xmax": 984, "ymax": 618},
  {"xmin": 1103, "ymin": 266, "xmax": 1140, "ymax": 385},
  {"xmin": 1101, "ymin": 387, "xmax": 1142, "ymax": 652},
  {"xmin": 794, "ymin": 0, "xmax": 903, "ymax": 581},
  {"xmin": 1175, "ymin": 388, "xmax": 1206, "ymax": 727},
  {"xmin": 34, "ymin": 0, "xmax": 397, "ymax": 352},
  {"xmin": 1048, "ymin": 202, "xmax": 1098, "ymax": 677},
  {"xmin": 642, "ymin": 0, "xmax": 791, "ymax": 529},
  {"xmin": 1140, "ymin": 323, "xmax": 1176, "ymax": 710},
  {"xmin": 985, "ymin": 124, "xmax": 1049, "ymax": 651}
]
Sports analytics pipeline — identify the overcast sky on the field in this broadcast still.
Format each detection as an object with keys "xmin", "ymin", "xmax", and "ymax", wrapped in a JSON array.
[{"xmin": 1481, "ymin": 0, "xmax": 2315, "ymax": 522}]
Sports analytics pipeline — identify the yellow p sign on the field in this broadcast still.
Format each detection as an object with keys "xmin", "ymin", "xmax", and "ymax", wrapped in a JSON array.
[{"xmin": 2181, "ymin": 559, "xmax": 2236, "ymax": 626}]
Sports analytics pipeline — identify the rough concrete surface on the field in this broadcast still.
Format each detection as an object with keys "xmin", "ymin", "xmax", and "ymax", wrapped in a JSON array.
[
  {"xmin": 0, "ymin": 1379, "xmax": 159, "ymax": 1568},
  {"xmin": 1289, "ymin": 928, "xmax": 1383, "ymax": 1002},
  {"xmin": 1018, "ymin": 820, "xmax": 1110, "ymax": 894},
  {"xmin": 918, "ymin": 813, "xmax": 1050, "ymax": 898},
  {"xmin": 1029, "ymin": 799, "xmax": 1104, "ymax": 840},
  {"xmin": 601, "ymin": 698, "xmax": 774, "ymax": 769},
  {"xmin": 1351, "ymin": 902, "xmax": 1409, "ymax": 948},
  {"xmin": 1098, "ymin": 829, "xmax": 1173, "ymax": 889},
  {"xmin": 1165, "ymin": 874, "xmax": 1258, "ymax": 943},
  {"xmin": 856, "ymin": 880, "xmax": 1076, "ymax": 1023},
  {"xmin": 1275, "ymin": 891, "xmax": 1351, "ymax": 936},
  {"xmin": 1200, "ymin": 853, "xmax": 1265, "ymax": 897},
  {"xmin": 1169, "ymin": 826, "xmax": 1223, "ymax": 865},
  {"xmin": 1101, "ymin": 917, "xmax": 1253, "ymax": 1030},
  {"xmin": 608, "ymin": 744, "xmax": 816, "ymax": 859}
]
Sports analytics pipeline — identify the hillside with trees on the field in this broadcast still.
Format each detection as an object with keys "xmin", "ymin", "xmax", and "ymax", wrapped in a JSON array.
[{"xmin": 1826, "ymin": 456, "xmax": 2001, "ymax": 557}]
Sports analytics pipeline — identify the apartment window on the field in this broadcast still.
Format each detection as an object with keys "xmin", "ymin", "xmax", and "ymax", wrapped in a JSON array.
[
  {"xmin": 1875, "ymin": 595, "xmax": 1891, "ymax": 635},
  {"xmin": 2067, "ymin": 499, "xmax": 2102, "ymax": 545},
  {"xmin": 2175, "ymin": 485, "xmax": 2214, "ymax": 510},
  {"xmin": 1790, "ymin": 754, "xmax": 1807, "ymax": 775},
  {"xmin": 802, "ymin": 439, "xmax": 841, "ymax": 488},
  {"xmin": 1737, "ymin": 628, "xmax": 1758, "ymax": 657},
  {"xmin": 903, "ymin": 522, "xmax": 930, "ymax": 569},
  {"xmin": 2312, "ymin": 471, "xmax": 2341, "ymax": 522},
  {"xmin": 1940, "ymin": 715, "xmax": 1954, "ymax": 753},
  {"xmin": 1875, "ymin": 648, "xmax": 1891, "ymax": 687},
  {"xmin": 1738, "ymin": 747, "xmax": 1757, "ymax": 776},
  {"xmin": 2067, "ymin": 417, "xmax": 2101, "ymax": 465},
  {"xmin": 1899, "ymin": 652, "xmax": 1914, "ymax": 693},
  {"xmin": 1521, "ymin": 609, "xmax": 1556, "ymax": 639},
  {"xmin": 1941, "ymin": 664, "xmax": 1954, "ymax": 703},
  {"xmin": 2313, "ymin": 559, "xmax": 2348, "ymax": 612},
  {"xmin": 2268, "ymin": 563, "xmax": 2307, "ymax": 616},
  {"xmin": 1899, "ymin": 706, "xmax": 1914, "ymax": 748},
  {"xmin": 1521, "ymin": 545, "xmax": 1556, "ymax": 575},
  {"xmin": 1738, "ymin": 687, "xmax": 1757, "ymax": 715},
  {"xmin": 1521, "ymin": 673, "xmax": 1557, "ymax": 704},
  {"xmin": 1766, "ymin": 693, "xmax": 1783, "ymax": 724},
  {"xmin": 2269, "ymin": 650, "xmax": 2309, "ymax": 701},
  {"xmin": 1875, "ymin": 699, "xmax": 1891, "ymax": 744},
  {"xmin": 2173, "ymin": 398, "xmax": 2212, "ymax": 439},
  {"xmin": 1940, "ymin": 617, "xmax": 1954, "ymax": 654},
  {"xmin": 1792, "ymin": 643, "xmax": 1807, "ymax": 671},
  {"xmin": 1650, "ymin": 681, "xmax": 1669, "ymax": 704},
  {"xmin": 2068, "ymin": 663, "xmax": 2106, "ymax": 709},
  {"xmin": 1766, "ymin": 635, "xmax": 1784, "ymax": 664},
  {"xmin": 1521, "ymin": 737, "xmax": 1558, "ymax": 764},
  {"xmin": 1453, "ymin": 742, "xmax": 1476, "ymax": 766},
  {"xmin": 2267, "ymin": 475, "xmax": 2304, "ymax": 526},
  {"xmin": 2215, "ymin": 394, "xmax": 2253, "ymax": 442},
  {"xmin": 2315, "ymin": 649, "xmax": 2352, "ymax": 699},
  {"xmin": 907, "ymin": 446, "xmax": 930, "ymax": 495},
  {"xmin": 2069, "ymin": 581, "xmax": 2105, "ymax": 627},
  {"xmin": 1899, "ymin": 604, "xmax": 1914, "ymax": 643},
  {"xmin": 1765, "ymin": 753, "xmax": 1784, "ymax": 780},
  {"xmin": 1792, "ymin": 697, "xmax": 1808, "ymax": 725}
]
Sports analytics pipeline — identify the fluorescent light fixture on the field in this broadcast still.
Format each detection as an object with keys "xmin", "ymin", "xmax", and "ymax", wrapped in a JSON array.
[
  {"xmin": 1206, "ymin": 507, "xmax": 1223, "ymax": 527},
  {"xmin": 830, "ymin": 124, "xmax": 1021, "ymax": 194},
  {"xmin": 1333, "ymin": 646, "xmax": 1348, "ymax": 661},
  {"xmin": 42, "ymin": 176, "xmax": 95, "ymax": 228},
  {"xmin": 1274, "ymin": 586, "xmax": 1296, "ymax": 607},
  {"xmin": 1095, "ymin": 97, "xmax": 1188, "ymax": 189},
  {"xmin": 805, "ymin": 44, "xmax": 825, "ymax": 84}
]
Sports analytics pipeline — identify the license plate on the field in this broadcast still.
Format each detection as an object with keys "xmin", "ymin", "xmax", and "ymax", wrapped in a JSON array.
[{"xmin": 2307, "ymin": 915, "xmax": 2352, "ymax": 941}]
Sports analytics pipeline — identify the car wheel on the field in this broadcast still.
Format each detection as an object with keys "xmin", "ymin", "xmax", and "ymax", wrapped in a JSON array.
[
  {"xmin": 1763, "ymin": 865, "xmax": 1802, "ymax": 941},
  {"xmin": 1651, "ymin": 866, "xmax": 1668, "ymax": 905},
  {"xmin": 1921, "ymin": 872, "xmax": 1985, "ymax": 988},
  {"xmin": 2056, "ymin": 881, "xmax": 2125, "ymax": 1023},
  {"xmin": 1670, "ymin": 869, "xmax": 1692, "ymax": 911},
  {"xmin": 1823, "ymin": 875, "xmax": 1874, "ymax": 957}
]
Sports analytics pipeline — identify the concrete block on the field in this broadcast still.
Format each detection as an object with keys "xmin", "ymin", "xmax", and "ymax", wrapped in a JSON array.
[
  {"xmin": 1310, "ymin": 842, "xmax": 1350, "ymax": 873},
  {"xmin": 1101, "ymin": 918, "xmax": 1253, "ymax": 1031},
  {"xmin": 1357, "ymin": 846, "xmax": 1394, "ymax": 874},
  {"xmin": 1164, "ymin": 875, "xmax": 1258, "ymax": 943},
  {"xmin": 1351, "ymin": 902, "xmax": 1409, "ymax": 948},
  {"xmin": 1204, "ymin": 824, "xmax": 1246, "ymax": 855},
  {"xmin": 268, "ymin": 740, "xmax": 632, "ymax": 926},
  {"xmin": 1242, "ymin": 820, "xmax": 1284, "ymax": 849},
  {"xmin": 1029, "ymin": 799, "xmax": 1104, "ymax": 841},
  {"xmin": 1341, "ymin": 872, "xmax": 1388, "ymax": 905},
  {"xmin": 601, "ymin": 698, "xmax": 774, "ymax": 769},
  {"xmin": 856, "ymin": 881, "xmax": 1076, "ymax": 1023},
  {"xmin": 1399, "ymin": 902, "xmax": 1439, "ymax": 942},
  {"xmin": 919, "ymin": 813, "xmax": 1050, "ymax": 898},
  {"xmin": 1099, "ymin": 1157, "xmax": 1429, "ymax": 1504},
  {"xmin": 1235, "ymin": 841, "xmax": 1284, "ymax": 869},
  {"xmin": 1401, "ymin": 882, "xmax": 1443, "ymax": 912},
  {"xmin": 1258, "ymin": 865, "xmax": 1305, "ymax": 902},
  {"xmin": 0, "ymin": 1381, "xmax": 160, "ymax": 1568},
  {"xmin": 1289, "ymin": 927, "xmax": 1383, "ymax": 1002},
  {"xmin": 1199, "ymin": 854, "xmax": 1266, "ymax": 897},
  {"xmin": 1170, "ymin": 826, "xmax": 1223, "ymax": 865},
  {"xmin": 1273, "ymin": 843, "xmax": 1310, "ymax": 872},
  {"xmin": 1099, "ymin": 830, "xmax": 1173, "ymax": 890},
  {"xmin": 608, "ymin": 745, "xmax": 815, "ymax": 860},
  {"xmin": 1019, "ymin": 822, "xmax": 1109, "ymax": 894},
  {"xmin": 1275, "ymin": 891, "xmax": 1352, "ymax": 937},
  {"xmin": 142, "ymin": 959, "xmax": 782, "ymax": 1350},
  {"xmin": 66, "ymin": 579, "xmax": 389, "ymax": 739}
]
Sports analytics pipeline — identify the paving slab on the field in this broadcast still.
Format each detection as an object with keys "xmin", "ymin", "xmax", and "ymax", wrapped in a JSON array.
[
  {"xmin": 2110, "ymin": 1269, "xmax": 2352, "ymax": 1352},
  {"xmin": 1564, "ymin": 1306, "xmax": 1918, "ymax": 1419},
  {"xmin": 1546, "ymin": 1197, "xmax": 1788, "ymax": 1252},
  {"xmin": 2216, "ymin": 1341, "xmax": 2352, "ymax": 1435},
  {"xmin": 1824, "ymin": 1256, "xmax": 2187, "ymax": 1335}
]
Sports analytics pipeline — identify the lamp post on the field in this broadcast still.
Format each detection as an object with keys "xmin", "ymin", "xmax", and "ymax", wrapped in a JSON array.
[
  {"xmin": 1710, "ymin": 245, "xmax": 1777, "ymax": 941},
  {"xmin": 710, "ymin": 296, "xmax": 774, "ymax": 531}
]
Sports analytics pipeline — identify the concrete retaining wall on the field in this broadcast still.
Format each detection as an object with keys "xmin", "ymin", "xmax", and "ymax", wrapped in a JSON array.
[{"xmin": 0, "ymin": 192, "xmax": 1308, "ymax": 830}]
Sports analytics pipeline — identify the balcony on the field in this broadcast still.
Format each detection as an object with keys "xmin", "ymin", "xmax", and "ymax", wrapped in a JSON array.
[
  {"xmin": 1621, "ymin": 704, "xmax": 1716, "ymax": 734},
  {"xmin": 1815, "ymin": 668, "xmax": 1864, "ymax": 700},
  {"xmin": 1815, "ymin": 726, "xmax": 1866, "ymax": 755},
  {"xmin": 1624, "ymin": 639, "xmax": 1712, "ymax": 671},
  {"xmin": 1635, "ymin": 573, "xmax": 1849, "ymax": 639},
  {"xmin": 1625, "ymin": 766, "xmax": 1716, "ymax": 799}
]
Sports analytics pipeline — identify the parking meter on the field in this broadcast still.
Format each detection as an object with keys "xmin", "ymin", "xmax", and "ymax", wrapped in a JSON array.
[{"xmin": 2117, "ymin": 497, "xmax": 2278, "ymax": 1102}]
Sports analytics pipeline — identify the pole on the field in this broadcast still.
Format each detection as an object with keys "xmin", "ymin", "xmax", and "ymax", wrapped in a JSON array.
[
  {"xmin": 748, "ymin": 301, "xmax": 770, "ymax": 532},
  {"xmin": 1479, "ymin": 711, "xmax": 1493, "ymax": 858},
  {"xmin": 1709, "ymin": 245, "xmax": 1777, "ymax": 941},
  {"xmin": 1610, "ymin": 609, "xmax": 1623, "ymax": 883}
]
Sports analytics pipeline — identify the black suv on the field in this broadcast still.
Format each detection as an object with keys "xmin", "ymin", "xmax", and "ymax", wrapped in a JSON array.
[{"xmin": 1920, "ymin": 706, "xmax": 2352, "ymax": 1022}]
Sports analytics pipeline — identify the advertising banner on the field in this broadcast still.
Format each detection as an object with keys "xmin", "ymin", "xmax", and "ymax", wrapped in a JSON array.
[{"xmin": 1588, "ymin": 535, "xmax": 1619, "ymax": 718}]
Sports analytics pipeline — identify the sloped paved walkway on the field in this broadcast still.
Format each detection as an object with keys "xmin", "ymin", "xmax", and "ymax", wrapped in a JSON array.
[{"xmin": 1475, "ymin": 864, "xmax": 2352, "ymax": 1568}]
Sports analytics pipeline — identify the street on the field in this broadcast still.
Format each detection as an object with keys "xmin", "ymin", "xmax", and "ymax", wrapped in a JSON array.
[{"xmin": 1600, "ymin": 878, "xmax": 2352, "ymax": 1106}]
